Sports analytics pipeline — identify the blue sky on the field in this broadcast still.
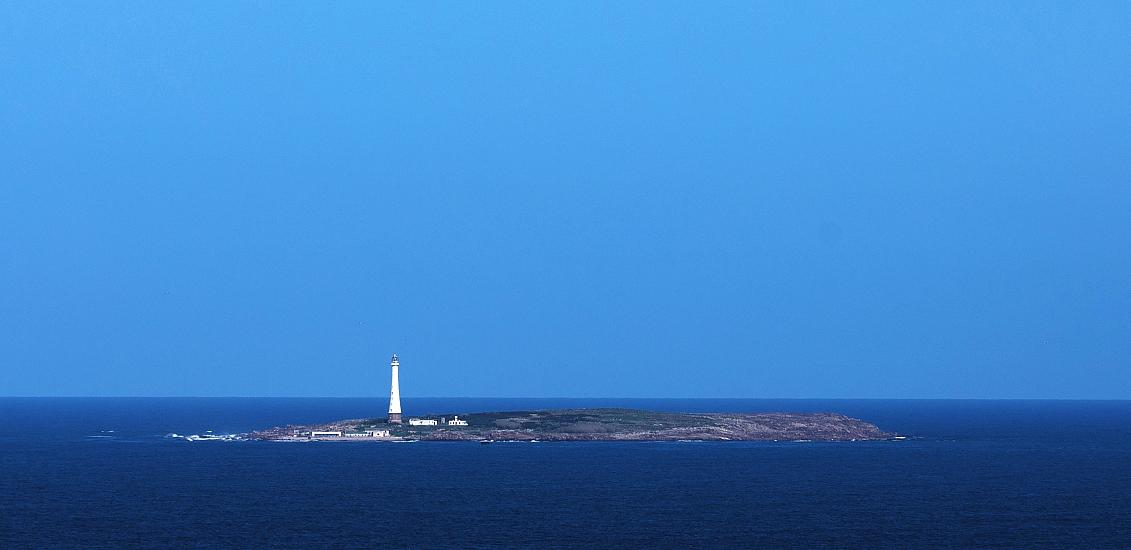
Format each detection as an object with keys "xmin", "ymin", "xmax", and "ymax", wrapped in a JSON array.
[{"xmin": 2, "ymin": 3, "xmax": 1129, "ymax": 398}]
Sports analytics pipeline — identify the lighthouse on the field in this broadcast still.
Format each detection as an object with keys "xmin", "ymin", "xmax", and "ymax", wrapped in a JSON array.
[{"xmin": 387, "ymin": 353, "xmax": 402, "ymax": 424}]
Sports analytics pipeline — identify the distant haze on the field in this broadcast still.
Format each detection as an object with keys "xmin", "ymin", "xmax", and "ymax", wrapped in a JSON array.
[{"xmin": 1, "ymin": 3, "xmax": 1129, "ymax": 398}]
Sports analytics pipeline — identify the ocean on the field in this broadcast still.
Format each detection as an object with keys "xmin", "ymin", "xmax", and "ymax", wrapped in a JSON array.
[{"xmin": 2, "ymin": 398, "xmax": 1129, "ymax": 548}]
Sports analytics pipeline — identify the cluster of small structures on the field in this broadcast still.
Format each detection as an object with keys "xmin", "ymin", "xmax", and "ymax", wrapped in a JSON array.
[
  {"xmin": 241, "ymin": 355, "xmax": 474, "ymax": 442},
  {"xmin": 408, "ymin": 415, "xmax": 467, "ymax": 427},
  {"xmin": 387, "ymin": 354, "xmax": 471, "ymax": 428}
]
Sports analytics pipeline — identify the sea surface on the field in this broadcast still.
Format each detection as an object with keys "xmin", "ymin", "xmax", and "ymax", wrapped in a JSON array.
[{"xmin": 2, "ymin": 398, "xmax": 1130, "ymax": 548}]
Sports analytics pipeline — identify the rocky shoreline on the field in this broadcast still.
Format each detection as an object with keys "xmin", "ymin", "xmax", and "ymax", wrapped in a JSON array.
[{"xmin": 247, "ymin": 408, "xmax": 897, "ymax": 442}]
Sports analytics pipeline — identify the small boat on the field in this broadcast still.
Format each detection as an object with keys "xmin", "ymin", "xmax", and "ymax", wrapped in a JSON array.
[{"xmin": 479, "ymin": 439, "xmax": 495, "ymax": 444}]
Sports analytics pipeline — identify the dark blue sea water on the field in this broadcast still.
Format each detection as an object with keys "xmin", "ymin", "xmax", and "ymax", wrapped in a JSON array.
[{"xmin": 2, "ymin": 398, "xmax": 1130, "ymax": 548}]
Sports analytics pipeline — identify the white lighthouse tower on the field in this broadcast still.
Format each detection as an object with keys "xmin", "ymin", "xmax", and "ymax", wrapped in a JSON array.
[{"xmin": 387, "ymin": 353, "xmax": 402, "ymax": 424}]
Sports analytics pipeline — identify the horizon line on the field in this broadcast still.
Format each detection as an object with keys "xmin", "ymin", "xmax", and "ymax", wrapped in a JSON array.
[{"xmin": 2, "ymin": 395, "xmax": 1129, "ymax": 401}]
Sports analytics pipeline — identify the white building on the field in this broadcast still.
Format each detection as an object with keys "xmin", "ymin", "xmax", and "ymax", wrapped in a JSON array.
[
  {"xmin": 408, "ymin": 418, "xmax": 438, "ymax": 426},
  {"xmin": 310, "ymin": 431, "xmax": 343, "ymax": 438},
  {"xmin": 343, "ymin": 430, "xmax": 391, "ymax": 438},
  {"xmin": 448, "ymin": 416, "xmax": 468, "ymax": 426}
]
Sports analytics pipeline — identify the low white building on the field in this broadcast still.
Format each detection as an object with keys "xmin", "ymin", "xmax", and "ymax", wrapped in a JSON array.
[
  {"xmin": 408, "ymin": 418, "xmax": 438, "ymax": 426},
  {"xmin": 447, "ymin": 416, "xmax": 468, "ymax": 426},
  {"xmin": 343, "ymin": 430, "xmax": 391, "ymax": 438},
  {"xmin": 310, "ymin": 431, "xmax": 342, "ymax": 438}
]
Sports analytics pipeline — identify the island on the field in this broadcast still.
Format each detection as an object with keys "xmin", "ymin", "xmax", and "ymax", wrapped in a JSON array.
[{"xmin": 246, "ymin": 408, "xmax": 897, "ymax": 442}]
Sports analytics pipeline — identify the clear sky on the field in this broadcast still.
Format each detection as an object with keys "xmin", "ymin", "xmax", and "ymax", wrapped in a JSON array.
[{"xmin": 2, "ymin": 3, "xmax": 1129, "ymax": 398}]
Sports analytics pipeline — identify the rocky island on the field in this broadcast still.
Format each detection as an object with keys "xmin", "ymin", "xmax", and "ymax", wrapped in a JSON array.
[
  {"xmin": 247, "ymin": 408, "xmax": 896, "ymax": 442},
  {"xmin": 242, "ymin": 358, "xmax": 898, "ymax": 443}
]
